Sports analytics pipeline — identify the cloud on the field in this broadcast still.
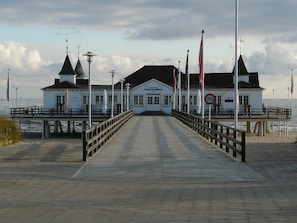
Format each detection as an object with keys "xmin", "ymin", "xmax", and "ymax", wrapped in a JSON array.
[
  {"xmin": 1, "ymin": 0, "xmax": 297, "ymax": 41},
  {"xmin": 0, "ymin": 41, "xmax": 55, "ymax": 97},
  {"xmin": 0, "ymin": 41, "xmax": 51, "ymax": 72}
]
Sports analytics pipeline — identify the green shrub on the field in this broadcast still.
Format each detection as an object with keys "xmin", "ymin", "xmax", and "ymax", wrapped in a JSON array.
[{"xmin": 0, "ymin": 116, "xmax": 21, "ymax": 145}]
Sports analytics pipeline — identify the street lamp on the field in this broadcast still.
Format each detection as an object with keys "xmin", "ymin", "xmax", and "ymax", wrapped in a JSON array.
[
  {"xmin": 83, "ymin": 51, "xmax": 97, "ymax": 128},
  {"xmin": 120, "ymin": 78, "xmax": 125, "ymax": 113},
  {"xmin": 110, "ymin": 70, "xmax": 115, "ymax": 117},
  {"xmin": 126, "ymin": 83, "xmax": 130, "ymax": 110}
]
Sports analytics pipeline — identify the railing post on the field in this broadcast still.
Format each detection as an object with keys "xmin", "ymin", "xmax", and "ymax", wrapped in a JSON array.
[
  {"xmin": 241, "ymin": 131, "xmax": 246, "ymax": 162},
  {"xmin": 233, "ymin": 130, "xmax": 237, "ymax": 158},
  {"xmin": 226, "ymin": 128, "xmax": 229, "ymax": 153},
  {"xmin": 82, "ymin": 130, "xmax": 87, "ymax": 161},
  {"xmin": 220, "ymin": 125, "xmax": 223, "ymax": 149}
]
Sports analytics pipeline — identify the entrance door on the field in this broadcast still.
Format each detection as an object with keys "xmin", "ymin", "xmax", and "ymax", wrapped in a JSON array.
[{"xmin": 147, "ymin": 94, "xmax": 161, "ymax": 111}]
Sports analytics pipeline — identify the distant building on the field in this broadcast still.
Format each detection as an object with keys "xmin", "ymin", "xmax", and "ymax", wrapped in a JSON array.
[{"xmin": 42, "ymin": 54, "xmax": 264, "ymax": 116}]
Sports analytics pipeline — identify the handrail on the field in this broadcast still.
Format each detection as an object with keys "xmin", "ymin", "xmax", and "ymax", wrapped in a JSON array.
[
  {"xmin": 172, "ymin": 109, "xmax": 246, "ymax": 162},
  {"xmin": 82, "ymin": 110, "xmax": 133, "ymax": 161}
]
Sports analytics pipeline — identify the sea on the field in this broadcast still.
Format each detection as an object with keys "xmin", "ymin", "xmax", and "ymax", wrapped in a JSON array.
[{"xmin": 0, "ymin": 98, "xmax": 296, "ymax": 133}]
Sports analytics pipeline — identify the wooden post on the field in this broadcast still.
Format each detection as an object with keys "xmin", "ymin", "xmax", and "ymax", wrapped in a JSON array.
[
  {"xmin": 241, "ymin": 132, "xmax": 246, "ymax": 162},
  {"xmin": 82, "ymin": 131, "xmax": 87, "ymax": 161}
]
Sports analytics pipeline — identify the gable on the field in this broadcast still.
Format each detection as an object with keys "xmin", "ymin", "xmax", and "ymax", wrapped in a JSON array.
[
  {"xmin": 115, "ymin": 65, "xmax": 181, "ymax": 88},
  {"xmin": 132, "ymin": 78, "xmax": 173, "ymax": 94}
]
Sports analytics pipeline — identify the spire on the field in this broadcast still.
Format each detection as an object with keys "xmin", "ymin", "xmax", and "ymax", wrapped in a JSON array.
[
  {"xmin": 66, "ymin": 38, "xmax": 69, "ymax": 55},
  {"xmin": 232, "ymin": 55, "xmax": 249, "ymax": 75},
  {"xmin": 58, "ymin": 55, "xmax": 76, "ymax": 76},
  {"xmin": 75, "ymin": 59, "xmax": 86, "ymax": 79}
]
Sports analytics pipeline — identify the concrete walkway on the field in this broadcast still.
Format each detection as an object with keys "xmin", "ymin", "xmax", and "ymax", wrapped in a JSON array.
[{"xmin": 0, "ymin": 116, "xmax": 297, "ymax": 222}]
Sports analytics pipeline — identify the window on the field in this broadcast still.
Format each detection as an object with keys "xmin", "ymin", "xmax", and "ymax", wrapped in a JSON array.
[
  {"xmin": 134, "ymin": 95, "xmax": 144, "ymax": 106},
  {"xmin": 56, "ymin": 95, "xmax": 65, "ymax": 105},
  {"xmin": 134, "ymin": 95, "xmax": 138, "ymax": 105},
  {"xmin": 95, "ymin": 95, "xmax": 100, "ymax": 105},
  {"xmin": 239, "ymin": 95, "xmax": 243, "ymax": 105},
  {"xmin": 139, "ymin": 95, "xmax": 143, "ymax": 105},
  {"xmin": 217, "ymin": 96, "xmax": 222, "ymax": 105},
  {"xmin": 244, "ymin": 96, "xmax": 249, "ymax": 105},
  {"xmin": 154, "ymin": 96, "xmax": 160, "ymax": 104},
  {"xmin": 148, "ymin": 96, "xmax": 153, "ymax": 104},
  {"xmin": 164, "ymin": 95, "xmax": 169, "ymax": 106},
  {"xmin": 83, "ymin": 95, "xmax": 87, "ymax": 105},
  {"xmin": 239, "ymin": 95, "xmax": 249, "ymax": 105}
]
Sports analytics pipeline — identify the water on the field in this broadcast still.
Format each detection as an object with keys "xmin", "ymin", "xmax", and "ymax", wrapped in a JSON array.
[
  {"xmin": 0, "ymin": 98, "xmax": 43, "ymax": 116},
  {"xmin": 0, "ymin": 98, "xmax": 296, "ymax": 132}
]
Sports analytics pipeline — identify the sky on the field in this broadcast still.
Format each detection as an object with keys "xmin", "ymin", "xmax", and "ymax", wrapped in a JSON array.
[{"xmin": 0, "ymin": 0, "xmax": 296, "ymax": 99}]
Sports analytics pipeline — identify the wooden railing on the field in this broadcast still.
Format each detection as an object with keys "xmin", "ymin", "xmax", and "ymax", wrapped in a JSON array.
[
  {"xmin": 172, "ymin": 110, "xmax": 246, "ymax": 162},
  {"xmin": 82, "ymin": 110, "xmax": 133, "ymax": 161}
]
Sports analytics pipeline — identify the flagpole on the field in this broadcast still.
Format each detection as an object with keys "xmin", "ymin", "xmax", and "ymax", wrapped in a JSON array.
[
  {"xmin": 173, "ymin": 68, "xmax": 176, "ymax": 110},
  {"xmin": 7, "ymin": 69, "xmax": 10, "ymax": 114},
  {"xmin": 178, "ymin": 61, "xmax": 181, "ymax": 111},
  {"xmin": 200, "ymin": 30, "xmax": 205, "ymax": 119},
  {"xmin": 291, "ymin": 68, "xmax": 294, "ymax": 117},
  {"xmin": 186, "ymin": 50, "xmax": 190, "ymax": 114},
  {"xmin": 234, "ymin": 0, "xmax": 239, "ymax": 128}
]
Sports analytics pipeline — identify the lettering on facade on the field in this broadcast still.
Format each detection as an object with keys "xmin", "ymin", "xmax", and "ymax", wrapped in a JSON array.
[{"xmin": 144, "ymin": 86, "xmax": 163, "ymax": 91}]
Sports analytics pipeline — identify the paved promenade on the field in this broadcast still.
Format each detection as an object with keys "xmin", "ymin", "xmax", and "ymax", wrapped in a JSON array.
[{"xmin": 0, "ymin": 116, "xmax": 297, "ymax": 222}]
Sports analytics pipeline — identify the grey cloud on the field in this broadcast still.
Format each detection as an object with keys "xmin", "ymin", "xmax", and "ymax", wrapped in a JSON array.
[{"xmin": 1, "ymin": 0, "xmax": 297, "ymax": 42}]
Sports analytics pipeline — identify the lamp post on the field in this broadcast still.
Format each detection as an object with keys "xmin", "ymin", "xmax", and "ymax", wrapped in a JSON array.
[
  {"xmin": 83, "ymin": 51, "xmax": 97, "ymax": 128},
  {"xmin": 126, "ymin": 83, "xmax": 130, "ymax": 110},
  {"xmin": 110, "ymin": 70, "xmax": 115, "ymax": 117},
  {"xmin": 234, "ymin": 0, "xmax": 239, "ymax": 129},
  {"xmin": 120, "ymin": 78, "xmax": 125, "ymax": 113},
  {"xmin": 272, "ymin": 88, "xmax": 275, "ymax": 107}
]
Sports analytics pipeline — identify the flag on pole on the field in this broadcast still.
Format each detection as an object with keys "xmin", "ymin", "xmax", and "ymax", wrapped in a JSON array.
[
  {"xmin": 197, "ymin": 89, "xmax": 201, "ymax": 114},
  {"xmin": 7, "ymin": 70, "xmax": 10, "ymax": 102},
  {"xmin": 65, "ymin": 89, "xmax": 69, "ymax": 113},
  {"xmin": 199, "ymin": 32, "xmax": 204, "ymax": 88},
  {"xmin": 184, "ymin": 49, "xmax": 189, "ymax": 89},
  {"xmin": 291, "ymin": 74, "xmax": 294, "ymax": 94}
]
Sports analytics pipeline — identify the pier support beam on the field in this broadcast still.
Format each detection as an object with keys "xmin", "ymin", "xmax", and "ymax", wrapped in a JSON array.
[
  {"xmin": 67, "ymin": 121, "xmax": 71, "ymax": 133},
  {"xmin": 54, "ymin": 121, "xmax": 58, "ymax": 133},
  {"xmin": 42, "ymin": 121, "xmax": 51, "ymax": 139},
  {"xmin": 246, "ymin": 121, "xmax": 251, "ymax": 133},
  {"xmin": 82, "ymin": 121, "xmax": 87, "ymax": 131}
]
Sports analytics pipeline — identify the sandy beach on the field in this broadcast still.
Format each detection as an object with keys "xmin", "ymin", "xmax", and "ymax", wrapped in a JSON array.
[
  {"xmin": 246, "ymin": 132, "xmax": 297, "ymax": 144},
  {"xmin": 245, "ymin": 132, "xmax": 297, "ymax": 162}
]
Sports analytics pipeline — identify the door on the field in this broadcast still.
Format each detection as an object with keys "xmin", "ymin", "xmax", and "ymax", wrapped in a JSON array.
[{"xmin": 147, "ymin": 94, "xmax": 161, "ymax": 111}]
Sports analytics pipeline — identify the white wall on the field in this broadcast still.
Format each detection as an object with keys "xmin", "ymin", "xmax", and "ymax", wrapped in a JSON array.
[{"xmin": 59, "ymin": 75, "xmax": 75, "ymax": 84}]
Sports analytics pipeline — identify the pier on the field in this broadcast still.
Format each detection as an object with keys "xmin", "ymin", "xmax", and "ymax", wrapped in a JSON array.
[{"xmin": 1, "ymin": 115, "xmax": 297, "ymax": 222}]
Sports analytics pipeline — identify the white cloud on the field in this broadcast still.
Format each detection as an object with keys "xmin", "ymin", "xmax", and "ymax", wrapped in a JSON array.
[{"xmin": 0, "ymin": 41, "xmax": 54, "ymax": 98}]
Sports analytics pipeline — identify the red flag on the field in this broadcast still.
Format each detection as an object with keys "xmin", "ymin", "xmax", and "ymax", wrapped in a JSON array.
[
  {"xmin": 184, "ymin": 49, "xmax": 189, "ymax": 89},
  {"xmin": 173, "ymin": 68, "xmax": 176, "ymax": 93},
  {"xmin": 199, "ymin": 31, "xmax": 204, "ymax": 88}
]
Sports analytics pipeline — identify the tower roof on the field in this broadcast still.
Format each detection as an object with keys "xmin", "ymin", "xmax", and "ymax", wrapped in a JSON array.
[
  {"xmin": 232, "ymin": 55, "xmax": 249, "ymax": 75},
  {"xmin": 75, "ymin": 59, "xmax": 86, "ymax": 79},
  {"xmin": 58, "ymin": 55, "xmax": 76, "ymax": 75}
]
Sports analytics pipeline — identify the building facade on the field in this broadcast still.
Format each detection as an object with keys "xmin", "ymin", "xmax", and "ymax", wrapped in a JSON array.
[{"xmin": 42, "ymin": 55, "xmax": 264, "ymax": 116}]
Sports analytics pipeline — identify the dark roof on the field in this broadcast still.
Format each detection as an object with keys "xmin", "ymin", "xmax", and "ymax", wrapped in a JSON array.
[
  {"xmin": 42, "ymin": 81, "xmax": 80, "ymax": 90},
  {"xmin": 75, "ymin": 59, "xmax": 86, "ymax": 79},
  {"xmin": 58, "ymin": 55, "xmax": 76, "ymax": 76},
  {"xmin": 232, "ymin": 55, "xmax": 249, "ymax": 75},
  {"xmin": 115, "ymin": 65, "xmax": 183, "ymax": 88}
]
